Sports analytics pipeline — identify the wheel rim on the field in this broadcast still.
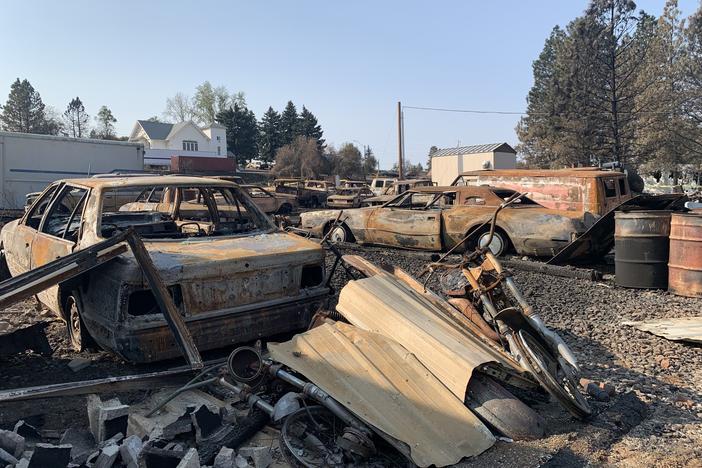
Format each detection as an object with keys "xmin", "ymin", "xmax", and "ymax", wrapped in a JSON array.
[
  {"xmin": 280, "ymin": 406, "xmax": 345, "ymax": 467},
  {"xmin": 478, "ymin": 232, "xmax": 504, "ymax": 255},
  {"xmin": 329, "ymin": 226, "xmax": 347, "ymax": 243},
  {"xmin": 67, "ymin": 296, "xmax": 82, "ymax": 350},
  {"xmin": 516, "ymin": 329, "xmax": 591, "ymax": 418}
]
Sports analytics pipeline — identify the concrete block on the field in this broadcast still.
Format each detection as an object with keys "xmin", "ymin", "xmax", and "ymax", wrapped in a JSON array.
[
  {"xmin": 237, "ymin": 446, "xmax": 272, "ymax": 468},
  {"xmin": 87, "ymin": 394, "xmax": 129, "ymax": 442},
  {"xmin": 59, "ymin": 427, "xmax": 96, "ymax": 464},
  {"xmin": 176, "ymin": 448, "xmax": 200, "ymax": 468},
  {"xmin": 16, "ymin": 458, "xmax": 30, "ymax": 468},
  {"xmin": 0, "ymin": 447, "xmax": 19, "ymax": 465},
  {"xmin": 213, "ymin": 446, "xmax": 235, "ymax": 468},
  {"xmin": 162, "ymin": 414, "xmax": 193, "ymax": 440},
  {"xmin": 68, "ymin": 357, "xmax": 91, "ymax": 372},
  {"xmin": 94, "ymin": 444, "xmax": 119, "ymax": 468},
  {"xmin": 27, "ymin": 443, "xmax": 72, "ymax": 468},
  {"xmin": 234, "ymin": 454, "xmax": 250, "ymax": 468},
  {"xmin": 119, "ymin": 434, "xmax": 143, "ymax": 468},
  {"xmin": 0, "ymin": 429, "xmax": 25, "ymax": 458}
]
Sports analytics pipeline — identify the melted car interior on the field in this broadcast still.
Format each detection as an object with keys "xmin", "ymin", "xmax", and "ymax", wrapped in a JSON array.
[{"xmin": 100, "ymin": 184, "xmax": 272, "ymax": 239}]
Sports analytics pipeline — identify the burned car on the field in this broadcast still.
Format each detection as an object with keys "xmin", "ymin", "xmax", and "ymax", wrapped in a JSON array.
[
  {"xmin": 241, "ymin": 185, "xmax": 297, "ymax": 214},
  {"xmin": 299, "ymin": 186, "xmax": 589, "ymax": 256},
  {"xmin": 0, "ymin": 176, "xmax": 329, "ymax": 362},
  {"xmin": 326, "ymin": 186, "xmax": 375, "ymax": 209}
]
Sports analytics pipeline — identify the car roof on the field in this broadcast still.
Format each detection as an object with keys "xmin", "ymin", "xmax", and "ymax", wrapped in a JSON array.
[
  {"xmin": 60, "ymin": 175, "xmax": 238, "ymax": 189},
  {"xmin": 458, "ymin": 168, "xmax": 625, "ymax": 179}
]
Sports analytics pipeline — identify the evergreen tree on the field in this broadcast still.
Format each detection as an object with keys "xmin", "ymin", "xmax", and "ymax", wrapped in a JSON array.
[
  {"xmin": 93, "ymin": 106, "xmax": 117, "ymax": 139},
  {"xmin": 298, "ymin": 106, "xmax": 325, "ymax": 150},
  {"xmin": 679, "ymin": 3, "xmax": 702, "ymax": 164},
  {"xmin": 331, "ymin": 143, "xmax": 363, "ymax": 178},
  {"xmin": 427, "ymin": 145, "xmax": 438, "ymax": 170},
  {"xmin": 216, "ymin": 103, "xmax": 259, "ymax": 166},
  {"xmin": 0, "ymin": 78, "xmax": 48, "ymax": 133},
  {"xmin": 63, "ymin": 97, "xmax": 90, "ymax": 138},
  {"xmin": 362, "ymin": 146, "xmax": 378, "ymax": 177},
  {"xmin": 280, "ymin": 101, "xmax": 299, "ymax": 145},
  {"xmin": 257, "ymin": 107, "xmax": 283, "ymax": 163}
]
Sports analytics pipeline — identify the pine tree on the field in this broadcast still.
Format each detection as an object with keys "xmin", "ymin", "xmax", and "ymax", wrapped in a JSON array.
[
  {"xmin": 427, "ymin": 145, "xmax": 438, "ymax": 170},
  {"xmin": 298, "ymin": 106, "xmax": 325, "ymax": 151},
  {"xmin": 280, "ymin": 101, "xmax": 299, "ymax": 146},
  {"xmin": 63, "ymin": 97, "xmax": 90, "ymax": 138},
  {"xmin": 0, "ymin": 78, "xmax": 48, "ymax": 133},
  {"xmin": 93, "ymin": 106, "xmax": 117, "ymax": 139},
  {"xmin": 216, "ymin": 103, "xmax": 258, "ymax": 166},
  {"xmin": 362, "ymin": 146, "xmax": 378, "ymax": 177},
  {"xmin": 257, "ymin": 107, "xmax": 283, "ymax": 163}
]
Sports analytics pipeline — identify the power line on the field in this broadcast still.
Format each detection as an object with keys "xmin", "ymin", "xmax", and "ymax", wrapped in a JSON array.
[{"xmin": 403, "ymin": 105, "xmax": 527, "ymax": 115}]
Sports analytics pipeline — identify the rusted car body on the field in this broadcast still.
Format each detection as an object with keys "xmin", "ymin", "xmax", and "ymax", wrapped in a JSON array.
[
  {"xmin": 241, "ymin": 185, "xmax": 297, "ymax": 214},
  {"xmin": 272, "ymin": 178, "xmax": 332, "ymax": 207},
  {"xmin": 363, "ymin": 178, "xmax": 435, "ymax": 206},
  {"xmin": 326, "ymin": 186, "xmax": 375, "ymax": 209},
  {"xmin": 451, "ymin": 168, "xmax": 632, "ymax": 218},
  {"xmin": 0, "ymin": 176, "xmax": 328, "ymax": 362},
  {"xmin": 300, "ymin": 186, "xmax": 588, "ymax": 256}
]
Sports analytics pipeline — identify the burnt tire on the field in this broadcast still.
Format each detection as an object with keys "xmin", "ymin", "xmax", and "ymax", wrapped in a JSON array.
[
  {"xmin": 65, "ymin": 291, "xmax": 97, "ymax": 352},
  {"xmin": 465, "ymin": 372, "xmax": 546, "ymax": 440}
]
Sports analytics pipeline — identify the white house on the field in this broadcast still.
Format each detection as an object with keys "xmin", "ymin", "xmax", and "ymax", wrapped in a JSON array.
[{"xmin": 129, "ymin": 120, "xmax": 227, "ymax": 168}]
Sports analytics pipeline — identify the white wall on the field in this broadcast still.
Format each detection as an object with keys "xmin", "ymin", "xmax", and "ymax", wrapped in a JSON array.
[
  {"xmin": 0, "ymin": 132, "xmax": 143, "ymax": 210},
  {"xmin": 431, "ymin": 151, "xmax": 517, "ymax": 186}
]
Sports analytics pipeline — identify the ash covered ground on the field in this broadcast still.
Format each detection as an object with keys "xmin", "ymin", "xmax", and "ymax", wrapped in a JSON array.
[{"xmin": 1, "ymin": 243, "xmax": 701, "ymax": 467}]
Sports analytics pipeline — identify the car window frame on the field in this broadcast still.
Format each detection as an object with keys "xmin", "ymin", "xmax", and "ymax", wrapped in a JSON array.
[
  {"xmin": 23, "ymin": 183, "xmax": 62, "ymax": 228},
  {"xmin": 38, "ymin": 183, "xmax": 90, "ymax": 242}
]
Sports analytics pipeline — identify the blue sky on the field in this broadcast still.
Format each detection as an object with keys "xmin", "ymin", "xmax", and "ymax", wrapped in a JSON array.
[{"xmin": 1, "ymin": 0, "xmax": 699, "ymax": 169}]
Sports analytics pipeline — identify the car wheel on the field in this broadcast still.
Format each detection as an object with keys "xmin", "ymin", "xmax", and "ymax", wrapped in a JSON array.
[
  {"xmin": 65, "ymin": 292, "xmax": 96, "ymax": 352},
  {"xmin": 476, "ymin": 230, "xmax": 508, "ymax": 256},
  {"xmin": 328, "ymin": 225, "xmax": 349, "ymax": 243}
]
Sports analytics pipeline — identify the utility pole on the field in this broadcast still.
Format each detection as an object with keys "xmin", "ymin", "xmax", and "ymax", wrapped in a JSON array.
[{"xmin": 397, "ymin": 101, "xmax": 404, "ymax": 179}]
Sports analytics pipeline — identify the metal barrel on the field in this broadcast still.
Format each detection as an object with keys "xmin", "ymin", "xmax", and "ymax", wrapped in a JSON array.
[
  {"xmin": 614, "ymin": 211, "xmax": 672, "ymax": 289},
  {"xmin": 668, "ymin": 213, "xmax": 702, "ymax": 297}
]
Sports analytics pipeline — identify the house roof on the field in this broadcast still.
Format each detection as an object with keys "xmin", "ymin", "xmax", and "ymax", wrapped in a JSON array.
[
  {"xmin": 137, "ymin": 120, "xmax": 174, "ymax": 140},
  {"xmin": 431, "ymin": 143, "xmax": 516, "ymax": 158},
  {"xmin": 165, "ymin": 122, "xmax": 190, "ymax": 140}
]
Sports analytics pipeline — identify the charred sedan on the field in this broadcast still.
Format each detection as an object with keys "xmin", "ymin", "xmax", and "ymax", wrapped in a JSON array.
[
  {"xmin": 0, "ymin": 176, "xmax": 328, "ymax": 362},
  {"xmin": 300, "ymin": 186, "xmax": 589, "ymax": 257}
]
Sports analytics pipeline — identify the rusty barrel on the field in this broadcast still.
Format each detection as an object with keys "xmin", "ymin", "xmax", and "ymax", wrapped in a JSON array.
[
  {"xmin": 668, "ymin": 213, "xmax": 702, "ymax": 297},
  {"xmin": 614, "ymin": 211, "xmax": 671, "ymax": 289}
]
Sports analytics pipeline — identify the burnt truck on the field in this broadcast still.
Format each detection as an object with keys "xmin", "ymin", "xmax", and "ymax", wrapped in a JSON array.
[{"xmin": 0, "ymin": 176, "xmax": 329, "ymax": 362}]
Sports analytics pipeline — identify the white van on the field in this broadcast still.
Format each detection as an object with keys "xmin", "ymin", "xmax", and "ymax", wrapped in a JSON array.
[{"xmin": 369, "ymin": 177, "xmax": 396, "ymax": 196}]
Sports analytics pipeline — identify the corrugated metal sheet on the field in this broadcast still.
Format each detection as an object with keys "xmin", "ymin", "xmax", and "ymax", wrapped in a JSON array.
[
  {"xmin": 623, "ymin": 318, "xmax": 702, "ymax": 343},
  {"xmin": 431, "ymin": 143, "xmax": 516, "ymax": 158},
  {"xmin": 336, "ymin": 272, "xmax": 516, "ymax": 400},
  {"xmin": 268, "ymin": 322, "xmax": 495, "ymax": 467}
]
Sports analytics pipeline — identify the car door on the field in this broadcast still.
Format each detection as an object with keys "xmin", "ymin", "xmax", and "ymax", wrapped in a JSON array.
[
  {"xmin": 247, "ymin": 187, "xmax": 276, "ymax": 213},
  {"xmin": 5, "ymin": 183, "xmax": 62, "ymax": 274},
  {"xmin": 365, "ymin": 192, "xmax": 442, "ymax": 250},
  {"xmin": 32, "ymin": 184, "xmax": 90, "ymax": 311}
]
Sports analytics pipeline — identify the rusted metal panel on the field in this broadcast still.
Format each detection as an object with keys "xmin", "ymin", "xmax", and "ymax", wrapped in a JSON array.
[
  {"xmin": 623, "ymin": 317, "xmax": 702, "ymax": 343},
  {"xmin": 0, "ymin": 230, "xmax": 129, "ymax": 310},
  {"xmin": 126, "ymin": 230, "xmax": 203, "ymax": 369},
  {"xmin": 668, "ymin": 213, "xmax": 702, "ymax": 297},
  {"xmin": 614, "ymin": 211, "xmax": 671, "ymax": 289},
  {"xmin": 269, "ymin": 321, "xmax": 496, "ymax": 466},
  {"xmin": 336, "ymin": 270, "xmax": 525, "ymax": 400}
]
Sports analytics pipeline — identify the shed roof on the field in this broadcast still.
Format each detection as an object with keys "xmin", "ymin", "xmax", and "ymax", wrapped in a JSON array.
[{"xmin": 431, "ymin": 143, "xmax": 516, "ymax": 158}]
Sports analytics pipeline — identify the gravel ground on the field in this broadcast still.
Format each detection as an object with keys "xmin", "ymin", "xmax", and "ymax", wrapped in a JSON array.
[
  {"xmin": 325, "ymin": 243, "xmax": 702, "ymax": 467},
  {"xmin": 1, "ymin": 243, "xmax": 701, "ymax": 467}
]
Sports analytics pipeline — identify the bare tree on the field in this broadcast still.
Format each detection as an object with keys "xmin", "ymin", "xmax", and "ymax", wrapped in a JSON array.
[
  {"xmin": 273, "ymin": 136, "xmax": 325, "ymax": 178},
  {"xmin": 164, "ymin": 92, "xmax": 195, "ymax": 123}
]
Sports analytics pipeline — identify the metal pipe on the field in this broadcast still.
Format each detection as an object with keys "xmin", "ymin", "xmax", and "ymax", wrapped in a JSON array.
[
  {"xmin": 218, "ymin": 378, "xmax": 275, "ymax": 415},
  {"xmin": 271, "ymin": 366, "xmax": 372, "ymax": 434}
]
